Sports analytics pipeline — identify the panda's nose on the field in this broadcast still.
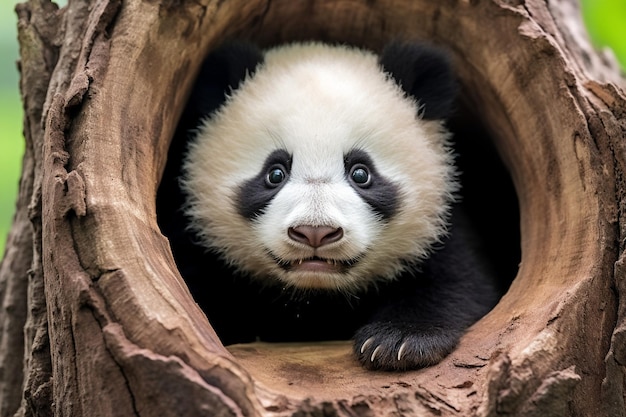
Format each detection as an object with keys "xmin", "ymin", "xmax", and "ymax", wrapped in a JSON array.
[{"xmin": 288, "ymin": 225, "xmax": 343, "ymax": 248}]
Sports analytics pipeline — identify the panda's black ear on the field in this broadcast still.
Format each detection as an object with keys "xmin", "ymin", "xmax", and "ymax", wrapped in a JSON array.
[
  {"xmin": 185, "ymin": 41, "xmax": 265, "ymax": 120},
  {"xmin": 379, "ymin": 41, "xmax": 457, "ymax": 120}
]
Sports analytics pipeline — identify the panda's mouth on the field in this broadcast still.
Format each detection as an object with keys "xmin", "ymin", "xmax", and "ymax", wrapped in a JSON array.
[{"xmin": 275, "ymin": 256, "xmax": 359, "ymax": 273}]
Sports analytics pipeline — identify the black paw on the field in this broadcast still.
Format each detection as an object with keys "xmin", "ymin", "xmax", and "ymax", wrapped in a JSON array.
[{"xmin": 353, "ymin": 322, "xmax": 461, "ymax": 371}]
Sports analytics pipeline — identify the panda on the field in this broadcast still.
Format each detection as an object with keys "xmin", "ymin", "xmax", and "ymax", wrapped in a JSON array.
[{"xmin": 157, "ymin": 40, "xmax": 502, "ymax": 371}]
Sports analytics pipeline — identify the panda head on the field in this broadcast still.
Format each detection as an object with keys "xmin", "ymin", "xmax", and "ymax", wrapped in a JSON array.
[{"xmin": 182, "ymin": 41, "xmax": 459, "ymax": 292}]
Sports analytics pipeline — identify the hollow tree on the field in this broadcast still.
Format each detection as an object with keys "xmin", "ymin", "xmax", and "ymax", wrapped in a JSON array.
[{"xmin": 1, "ymin": 0, "xmax": 625, "ymax": 416}]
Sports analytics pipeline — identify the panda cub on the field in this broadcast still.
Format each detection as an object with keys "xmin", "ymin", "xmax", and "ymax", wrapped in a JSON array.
[{"xmin": 160, "ymin": 40, "xmax": 500, "ymax": 371}]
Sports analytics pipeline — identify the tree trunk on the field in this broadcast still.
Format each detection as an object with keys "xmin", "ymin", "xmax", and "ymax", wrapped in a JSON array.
[{"xmin": 1, "ymin": 0, "xmax": 625, "ymax": 416}]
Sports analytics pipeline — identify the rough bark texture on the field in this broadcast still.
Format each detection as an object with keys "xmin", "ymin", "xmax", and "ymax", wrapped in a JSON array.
[{"xmin": 0, "ymin": 0, "xmax": 625, "ymax": 416}]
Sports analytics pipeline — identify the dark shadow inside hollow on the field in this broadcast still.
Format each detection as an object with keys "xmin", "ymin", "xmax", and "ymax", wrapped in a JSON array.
[
  {"xmin": 448, "ymin": 96, "xmax": 520, "ymax": 294},
  {"xmin": 155, "ymin": 41, "xmax": 520, "ymax": 349}
]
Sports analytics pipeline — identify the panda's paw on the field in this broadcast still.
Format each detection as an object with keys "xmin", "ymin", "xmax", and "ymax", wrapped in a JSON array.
[{"xmin": 353, "ymin": 323, "xmax": 460, "ymax": 371}]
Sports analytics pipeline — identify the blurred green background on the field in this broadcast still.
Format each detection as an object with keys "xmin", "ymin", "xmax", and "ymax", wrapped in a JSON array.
[
  {"xmin": 1, "ymin": 0, "xmax": 24, "ymax": 258},
  {"xmin": 0, "ymin": 0, "xmax": 624, "ymax": 257}
]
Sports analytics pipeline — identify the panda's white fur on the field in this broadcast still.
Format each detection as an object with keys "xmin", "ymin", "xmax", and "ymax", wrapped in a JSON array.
[{"xmin": 182, "ymin": 42, "xmax": 458, "ymax": 292}]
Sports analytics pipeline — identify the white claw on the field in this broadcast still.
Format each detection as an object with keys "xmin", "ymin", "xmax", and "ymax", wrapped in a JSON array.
[
  {"xmin": 360, "ymin": 337, "xmax": 374, "ymax": 354},
  {"xmin": 370, "ymin": 345, "xmax": 382, "ymax": 362},
  {"xmin": 397, "ymin": 341, "xmax": 407, "ymax": 361}
]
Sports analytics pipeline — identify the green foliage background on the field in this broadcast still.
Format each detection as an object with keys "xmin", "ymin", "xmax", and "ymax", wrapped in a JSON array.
[
  {"xmin": 0, "ymin": 0, "xmax": 624, "ymax": 257},
  {"xmin": 1, "ymin": 0, "xmax": 24, "ymax": 258}
]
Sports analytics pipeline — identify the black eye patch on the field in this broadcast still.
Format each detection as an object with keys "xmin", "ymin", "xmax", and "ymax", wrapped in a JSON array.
[
  {"xmin": 237, "ymin": 149, "xmax": 292, "ymax": 220},
  {"xmin": 344, "ymin": 149, "xmax": 399, "ymax": 220}
]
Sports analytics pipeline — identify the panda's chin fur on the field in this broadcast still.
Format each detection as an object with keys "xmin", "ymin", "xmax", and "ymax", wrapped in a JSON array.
[{"xmin": 278, "ymin": 269, "xmax": 355, "ymax": 291}]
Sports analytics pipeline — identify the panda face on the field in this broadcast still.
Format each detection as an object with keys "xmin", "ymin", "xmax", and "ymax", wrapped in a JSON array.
[{"xmin": 183, "ymin": 42, "xmax": 458, "ymax": 292}]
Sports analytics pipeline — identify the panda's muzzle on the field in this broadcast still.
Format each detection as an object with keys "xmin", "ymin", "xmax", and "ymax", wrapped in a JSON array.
[{"xmin": 270, "ymin": 225, "xmax": 360, "ymax": 273}]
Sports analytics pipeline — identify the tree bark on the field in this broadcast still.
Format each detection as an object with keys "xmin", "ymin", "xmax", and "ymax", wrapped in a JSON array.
[{"xmin": 1, "ymin": 0, "xmax": 625, "ymax": 416}]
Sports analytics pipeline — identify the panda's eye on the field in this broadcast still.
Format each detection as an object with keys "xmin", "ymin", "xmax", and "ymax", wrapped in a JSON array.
[
  {"xmin": 350, "ymin": 164, "xmax": 371, "ymax": 187},
  {"xmin": 266, "ymin": 165, "xmax": 287, "ymax": 186}
]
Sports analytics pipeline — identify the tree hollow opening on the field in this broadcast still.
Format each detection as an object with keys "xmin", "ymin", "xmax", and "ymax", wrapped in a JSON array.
[{"xmin": 155, "ymin": 35, "xmax": 521, "ymax": 379}]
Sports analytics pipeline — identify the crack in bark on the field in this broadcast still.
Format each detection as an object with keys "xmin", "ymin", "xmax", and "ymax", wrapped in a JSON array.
[
  {"xmin": 102, "ymin": 322, "xmax": 246, "ymax": 417},
  {"xmin": 83, "ymin": 285, "xmax": 141, "ymax": 417},
  {"xmin": 415, "ymin": 385, "xmax": 461, "ymax": 414}
]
